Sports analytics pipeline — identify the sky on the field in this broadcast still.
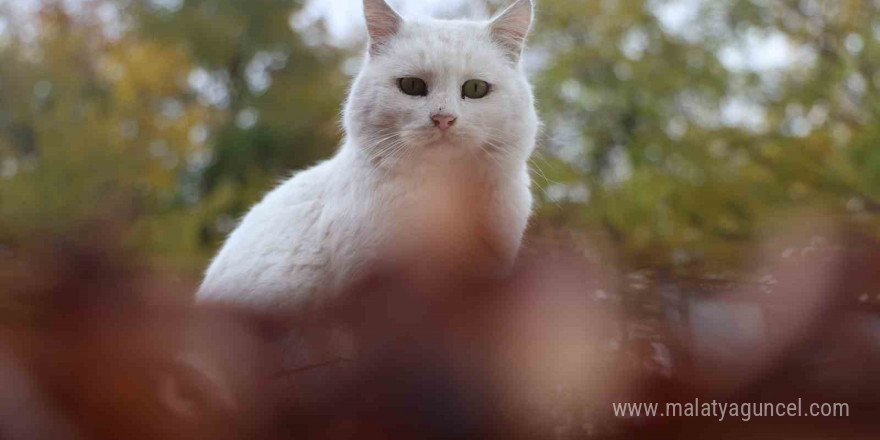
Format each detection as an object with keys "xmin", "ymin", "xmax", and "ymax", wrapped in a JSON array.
[
  {"xmin": 1, "ymin": 0, "xmax": 797, "ymax": 73},
  {"xmin": 0, "ymin": 0, "xmax": 483, "ymax": 41},
  {"xmin": 294, "ymin": 0, "xmax": 490, "ymax": 46}
]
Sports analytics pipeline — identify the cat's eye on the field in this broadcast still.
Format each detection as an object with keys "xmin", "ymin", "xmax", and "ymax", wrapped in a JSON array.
[
  {"xmin": 462, "ymin": 80, "xmax": 490, "ymax": 99},
  {"xmin": 398, "ymin": 77, "xmax": 428, "ymax": 96}
]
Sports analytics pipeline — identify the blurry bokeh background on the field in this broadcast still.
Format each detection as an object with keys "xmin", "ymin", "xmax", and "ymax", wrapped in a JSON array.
[
  {"xmin": 1, "ymin": 2, "xmax": 879, "ymax": 439},
  {"xmin": 1, "ymin": 0, "xmax": 878, "ymax": 277}
]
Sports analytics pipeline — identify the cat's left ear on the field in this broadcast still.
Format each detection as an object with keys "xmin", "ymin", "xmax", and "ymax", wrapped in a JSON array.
[
  {"xmin": 489, "ymin": 0, "xmax": 534, "ymax": 63},
  {"xmin": 364, "ymin": 0, "xmax": 403, "ymax": 56}
]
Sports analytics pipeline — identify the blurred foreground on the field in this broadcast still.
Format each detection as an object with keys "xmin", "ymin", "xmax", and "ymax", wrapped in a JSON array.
[{"xmin": 1, "ymin": 216, "xmax": 878, "ymax": 439}]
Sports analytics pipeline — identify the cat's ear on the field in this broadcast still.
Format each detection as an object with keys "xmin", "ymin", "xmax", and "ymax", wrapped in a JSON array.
[
  {"xmin": 489, "ymin": 0, "xmax": 534, "ymax": 63},
  {"xmin": 363, "ymin": 0, "xmax": 403, "ymax": 56}
]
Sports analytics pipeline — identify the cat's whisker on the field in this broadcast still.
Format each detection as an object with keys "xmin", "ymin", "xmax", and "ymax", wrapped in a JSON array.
[
  {"xmin": 527, "ymin": 159, "xmax": 557, "ymax": 195},
  {"xmin": 486, "ymin": 141, "xmax": 557, "ymax": 191},
  {"xmin": 362, "ymin": 131, "xmax": 401, "ymax": 148},
  {"xmin": 477, "ymin": 144, "xmax": 507, "ymax": 170},
  {"xmin": 364, "ymin": 132, "xmax": 406, "ymax": 160},
  {"xmin": 367, "ymin": 137, "xmax": 403, "ymax": 155},
  {"xmin": 481, "ymin": 137, "xmax": 519, "ymax": 161},
  {"xmin": 528, "ymin": 150, "xmax": 561, "ymax": 186},
  {"xmin": 378, "ymin": 143, "xmax": 407, "ymax": 165}
]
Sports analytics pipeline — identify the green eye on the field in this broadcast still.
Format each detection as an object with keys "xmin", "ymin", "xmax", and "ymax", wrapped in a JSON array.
[
  {"xmin": 462, "ymin": 79, "xmax": 490, "ymax": 99},
  {"xmin": 398, "ymin": 77, "xmax": 428, "ymax": 96}
]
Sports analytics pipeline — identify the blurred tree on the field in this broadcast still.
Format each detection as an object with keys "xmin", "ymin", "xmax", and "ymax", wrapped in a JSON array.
[
  {"xmin": 530, "ymin": 0, "xmax": 879, "ymax": 270},
  {"xmin": 124, "ymin": 0, "xmax": 348, "ymax": 251},
  {"xmin": 1, "ymin": 0, "xmax": 878, "ymax": 276},
  {"xmin": 0, "ymin": 0, "xmax": 346, "ymax": 274},
  {"xmin": 0, "ymin": 3, "xmax": 211, "ymax": 264}
]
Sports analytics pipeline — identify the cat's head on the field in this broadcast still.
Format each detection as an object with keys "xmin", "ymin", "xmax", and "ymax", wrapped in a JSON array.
[{"xmin": 344, "ymin": 0, "xmax": 538, "ymax": 166}]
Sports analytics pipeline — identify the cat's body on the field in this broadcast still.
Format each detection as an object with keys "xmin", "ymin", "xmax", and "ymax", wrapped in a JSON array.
[{"xmin": 199, "ymin": 0, "xmax": 538, "ymax": 308}]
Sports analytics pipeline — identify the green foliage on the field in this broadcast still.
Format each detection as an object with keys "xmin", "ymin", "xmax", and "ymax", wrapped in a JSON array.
[
  {"xmin": 531, "ymin": 0, "xmax": 879, "ymax": 268},
  {"xmin": 128, "ymin": 0, "xmax": 347, "ymax": 249},
  {"xmin": 0, "ymin": 0, "xmax": 877, "ymax": 276}
]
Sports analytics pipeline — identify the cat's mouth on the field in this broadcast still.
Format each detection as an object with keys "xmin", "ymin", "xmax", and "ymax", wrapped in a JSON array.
[
  {"xmin": 420, "ymin": 126, "xmax": 461, "ymax": 143},
  {"xmin": 401, "ymin": 125, "xmax": 475, "ymax": 149}
]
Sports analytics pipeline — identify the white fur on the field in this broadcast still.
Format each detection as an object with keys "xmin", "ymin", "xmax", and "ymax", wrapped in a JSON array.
[{"xmin": 198, "ymin": 0, "xmax": 539, "ymax": 308}]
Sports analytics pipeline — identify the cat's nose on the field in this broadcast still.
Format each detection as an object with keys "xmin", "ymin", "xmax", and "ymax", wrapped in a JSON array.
[{"xmin": 431, "ymin": 113, "xmax": 457, "ymax": 130}]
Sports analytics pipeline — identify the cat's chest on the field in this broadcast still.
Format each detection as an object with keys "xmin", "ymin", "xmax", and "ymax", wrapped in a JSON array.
[
  {"xmin": 378, "ymin": 156, "xmax": 493, "ymax": 223},
  {"xmin": 361, "ymin": 156, "xmax": 520, "ymax": 270}
]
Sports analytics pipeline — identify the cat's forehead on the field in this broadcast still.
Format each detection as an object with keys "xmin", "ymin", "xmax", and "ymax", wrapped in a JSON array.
[{"xmin": 377, "ymin": 19, "xmax": 509, "ymax": 76}]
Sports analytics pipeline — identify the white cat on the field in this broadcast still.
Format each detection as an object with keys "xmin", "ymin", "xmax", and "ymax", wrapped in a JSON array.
[{"xmin": 198, "ymin": 0, "xmax": 539, "ymax": 308}]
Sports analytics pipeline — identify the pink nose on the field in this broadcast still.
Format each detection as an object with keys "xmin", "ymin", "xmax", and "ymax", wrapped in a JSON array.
[{"xmin": 431, "ymin": 114, "xmax": 457, "ymax": 130}]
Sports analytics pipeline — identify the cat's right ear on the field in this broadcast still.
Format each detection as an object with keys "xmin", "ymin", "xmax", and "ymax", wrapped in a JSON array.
[
  {"xmin": 364, "ymin": 0, "xmax": 403, "ymax": 56},
  {"xmin": 489, "ymin": 0, "xmax": 534, "ymax": 63}
]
